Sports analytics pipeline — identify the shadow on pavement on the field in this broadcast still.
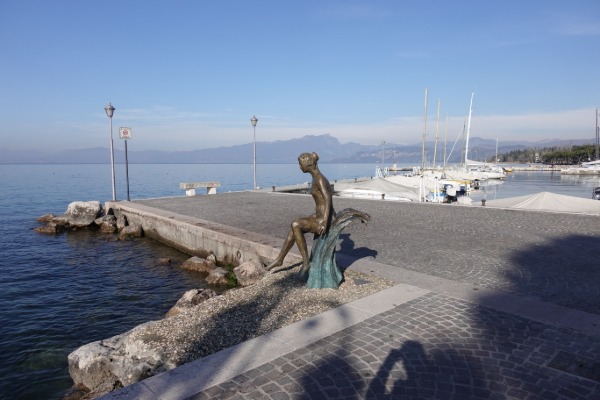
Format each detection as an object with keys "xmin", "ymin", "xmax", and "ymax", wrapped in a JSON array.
[
  {"xmin": 293, "ymin": 232, "xmax": 600, "ymax": 399},
  {"xmin": 336, "ymin": 233, "xmax": 378, "ymax": 268},
  {"xmin": 506, "ymin": 233, "xmax": 600, "ymax": 314}
]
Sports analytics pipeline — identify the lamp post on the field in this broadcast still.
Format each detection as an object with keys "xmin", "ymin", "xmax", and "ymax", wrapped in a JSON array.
[
  {"xmin": 104, "ymin": 103, "xmax": 116, "ymax": 201},
  {"xmin": 251, "ymin": 115, "xmax": 258, "ymax": 189},
  {"xmin": 381, "ymin": 140, "xmax": 386, "ymax": 168}
]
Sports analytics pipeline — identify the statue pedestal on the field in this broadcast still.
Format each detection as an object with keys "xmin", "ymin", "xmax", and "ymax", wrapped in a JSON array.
[{"xmin": 306, "ymin": 208, "xmax": 370, "ymax": 289}]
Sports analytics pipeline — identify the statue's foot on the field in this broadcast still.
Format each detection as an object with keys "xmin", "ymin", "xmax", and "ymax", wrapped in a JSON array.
[
  {"xmin": 266, "ymin": 259, "xmax": 283, "ymax": 271},
  {"xmin": 297, "ymin": 269, "xmax": 309, "ymax": 282},
  {"xmin": 297, "ymin": 262, "xmax": 310, "ymax": 282}
]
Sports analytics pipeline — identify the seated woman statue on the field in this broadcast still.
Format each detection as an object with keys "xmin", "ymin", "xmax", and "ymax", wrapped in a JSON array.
[{"xmin": 266, "ymin": 152, "xmax": 333, "ymax": 280}]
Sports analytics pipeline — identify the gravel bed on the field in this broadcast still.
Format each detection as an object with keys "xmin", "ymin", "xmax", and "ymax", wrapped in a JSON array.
[{"xmin": 130, "ymin": 265, "xmax": 396, "ymax": 366}]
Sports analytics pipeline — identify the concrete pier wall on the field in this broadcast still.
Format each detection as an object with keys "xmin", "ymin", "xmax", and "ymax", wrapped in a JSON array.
[{"xmin": 105, "ymin": 201, "xmax": 301, "ymax": 266}]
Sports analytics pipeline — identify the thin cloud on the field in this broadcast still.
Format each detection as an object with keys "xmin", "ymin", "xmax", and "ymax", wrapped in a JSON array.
[
  {"xmin": 130, "ymin": 108, "xmax": 600, "ymax": 150},
  {"xmin": 7, "ymin": 107, "xmax": 597, "ymax": 152}
]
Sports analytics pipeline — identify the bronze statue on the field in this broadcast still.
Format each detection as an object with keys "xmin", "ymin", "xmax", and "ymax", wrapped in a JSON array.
[{"xmin": 266, "ymin": 152, "xmax": 334, "ymax": 279}]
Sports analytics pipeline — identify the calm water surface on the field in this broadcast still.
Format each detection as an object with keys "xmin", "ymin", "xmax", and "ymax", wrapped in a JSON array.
[
  {"xmin": 471, "ymin": 169, "xmax": 600, "ymax": 201},
  {"xmin": 0, "ymin": 163, "xmax": 598, "ymax": 399},
  {"xmin": 0, "ymin": 163, "xmax": 377, "ymax": 400}
]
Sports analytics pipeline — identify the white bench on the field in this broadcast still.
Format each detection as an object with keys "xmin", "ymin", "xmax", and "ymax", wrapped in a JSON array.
[{"xmin": 180, "ymin": 181, "xmax": 221, "ymax": 196}]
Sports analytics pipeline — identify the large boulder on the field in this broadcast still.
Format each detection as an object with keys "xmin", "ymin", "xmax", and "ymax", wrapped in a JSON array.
[
  {"xmin": 180, "ymin": 256, "xmax": 217, "ymax": 274},
  {"xmin": 68, "ymin": 323, "xmax": 170, "ymax": 396},
  {"xmin": 119, "ymin": 225, "xmax": 143, "ymax": 240},
  {"xmin": 100, "ymin": 223, "xmax": 118, "ymax": 234},
  {"xmin": 234, "ymin": 259, "xmax": 267, "ymax": 287},
  {"xmin": 206, "ymin": 267, "xmax": 230, "ymax": 286},
  {"xmin": 34, "ymin": 214, "xmax": 69, "ymax": 234},
  {"xmin": 95, "ymin": 215, "xmax": 118, "ymax": 234},
  {"xmin": 34, "ymin": 222, "xmax": 66, "ymax": 234},
  {"xmin": 65, "ymin": 201, "xmax": 103, "ymax": 227},
  {"xmin": 94, "ymin": 215, "xmax": 115, "ymax": 225},
  {"xmin": 69, "ymin": 287, "xmax": 219, "ymax": 396},
  {"xmin": 36, "ymin": 214, "xmax": 56, "ymax": 223},
  {"xmin": 165, "ymin": 289, "xmax": 219, "ymax": 318},
  {"xmin": 116, "ymin": 214, "xmax": 128, "ymax": 231}
]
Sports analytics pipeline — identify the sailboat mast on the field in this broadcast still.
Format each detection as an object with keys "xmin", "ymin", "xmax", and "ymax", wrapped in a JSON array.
[
  {"xmin": 420, "ymin": 88, "xmax": 428, "ymax": 203},
  {"xmin": 495, "ymin": 138, "xmax": 499, "ymax": 163},
  {"xmin": 464, "ymin": 92, "xmax": 474, "ymax": 164},
  {"xmin": 596, "ymin": 108, "xmax": 600, "ymax": 160},
  {"xmin": 421, "ymin": 88, "xmax": 428, "ymax": 174},
  {"xmin": 443, "ymin": 112, "xmax": 448, "ymax": 169},
  {"xmin": 433, "ymin": 98, "xmax": 440, "ymax": 170},
  {"xmin": 460, "ymin": 118, "xmax": 466, "ymax": 163}
]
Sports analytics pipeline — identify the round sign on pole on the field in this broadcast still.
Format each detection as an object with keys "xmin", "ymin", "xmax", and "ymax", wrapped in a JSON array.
[{"xmin": 119, "ymin": 127, "xmax": 132, "ymax": 140}]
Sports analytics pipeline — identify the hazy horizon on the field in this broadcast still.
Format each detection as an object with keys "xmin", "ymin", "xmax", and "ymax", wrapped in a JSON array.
[{"xmin": 2, "ymin": 134, "xmax": 597, "ymax": 154}]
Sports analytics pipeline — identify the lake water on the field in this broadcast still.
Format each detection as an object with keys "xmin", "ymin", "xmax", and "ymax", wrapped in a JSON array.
[
  {"xmin": 470, "ymin": 169, "xmax": 600, "ymax": 202},
  {"xmin": 1, "ymin": 163, "xmax": 599, "ymax": 400}
]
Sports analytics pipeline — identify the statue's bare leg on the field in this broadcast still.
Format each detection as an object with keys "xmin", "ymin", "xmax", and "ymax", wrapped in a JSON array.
[
  {"xmin": 266, "ymin": 230, "xmax": 295, "ymax": 270},
  {"xmin": 292, "ymin": 222, "xmax": 311, "ymax": 281},
  {"xmin": 267, "ymin": 217, "xmax": 315, "ymax": 281}
]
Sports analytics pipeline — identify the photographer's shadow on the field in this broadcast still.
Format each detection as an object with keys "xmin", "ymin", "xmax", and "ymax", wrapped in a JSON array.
[
  {"xmin": 366, "ymin": 340, "xmax": 432, "ymax": 398},
  {"xmin": 335, "ymin": 233, "xmax": 378, "ymax": 270}
]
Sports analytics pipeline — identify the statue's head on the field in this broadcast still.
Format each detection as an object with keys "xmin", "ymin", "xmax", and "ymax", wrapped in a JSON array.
[{"xmin": 298, "ymin": 152, "xmax": 319, "ymax": 172}]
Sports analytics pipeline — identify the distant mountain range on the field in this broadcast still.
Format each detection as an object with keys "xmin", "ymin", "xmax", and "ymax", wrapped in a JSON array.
[{"xmin": 0, "ymin": 134, "xmax": 595, "ymax": 164}]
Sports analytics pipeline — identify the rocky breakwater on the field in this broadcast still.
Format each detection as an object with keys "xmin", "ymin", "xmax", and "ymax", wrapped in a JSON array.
[
  {"xmin": 35, "ymin": 200, "xmax": 143, "ymax": 239},
  {"xmin": 35, "ymin": 200, "xmax": 274, "ymax": 398}
]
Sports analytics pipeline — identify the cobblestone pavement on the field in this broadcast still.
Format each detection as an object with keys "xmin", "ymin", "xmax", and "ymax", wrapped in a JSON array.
[
  {"xmin": 137, "ymin": 192, "xmax": 600, "ymax": 315},
  {"xmin": 186, "ymin": 293, "xmax": 600, "ymax": 400},
  {"xmin": 109, "ymin": 192, "xmax": 600, "ymax": 399}
]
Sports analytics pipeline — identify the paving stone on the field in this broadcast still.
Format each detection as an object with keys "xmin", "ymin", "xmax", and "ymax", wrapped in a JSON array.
[
  {"xmin": 121, "ymin": 194, "xmax": 600, "ymax": 400},
  {"xmin": 181, "ymin": 293, "xmax": 600, "ymax": 399}
]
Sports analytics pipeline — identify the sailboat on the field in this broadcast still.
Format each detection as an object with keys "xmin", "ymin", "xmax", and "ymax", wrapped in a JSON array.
[
  {"xmin": 560, "ymin": 109, "xmax": 600, "ymax": 175},
  {"xmin": 443, "ymin": 93, "xmax": 506, "ymax": 181}
]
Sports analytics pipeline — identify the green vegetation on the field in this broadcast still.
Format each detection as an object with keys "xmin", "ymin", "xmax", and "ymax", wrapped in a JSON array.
[
  {"xmin": 224, "ymin": 264, "xmax": 238, "ymax": 287},
  {"xmin": 497, "ymin": 144, "xmax": 599, "ymax": 164}
]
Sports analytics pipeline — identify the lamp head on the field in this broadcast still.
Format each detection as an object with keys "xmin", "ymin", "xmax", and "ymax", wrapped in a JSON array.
[
  {"xmin": 104, "ymin": 103, "xmax": 115, "ymax": 118},
  {"xmin": 250, "ymin": 115, "xmax": 258, "ymax": 127}
]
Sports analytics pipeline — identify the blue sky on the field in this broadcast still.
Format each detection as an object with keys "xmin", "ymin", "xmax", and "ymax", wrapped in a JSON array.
[{"xmin": 1, "ymin": 0, "xmax": 599, "ymax": 153}]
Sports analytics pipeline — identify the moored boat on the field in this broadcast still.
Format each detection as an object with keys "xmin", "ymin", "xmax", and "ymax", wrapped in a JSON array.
[{"xmin": 561, "ymin": 160, "xmax": 600, "ymax": 175}]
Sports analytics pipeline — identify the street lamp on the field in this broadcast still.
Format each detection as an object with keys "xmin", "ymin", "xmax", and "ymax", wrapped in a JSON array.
[
  {"xmin": 104, "ymin": 103, "xmax": 116, "ymax": 201},
  {"xmin": 251, "ymin": 115, "xmax": 258, "ymax": 189},
  {"xmin": 381, "ymin": 140, "xmax": 386, "ymax": 168}
]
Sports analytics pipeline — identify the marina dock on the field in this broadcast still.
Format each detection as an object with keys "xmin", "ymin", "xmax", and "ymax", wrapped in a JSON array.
[
  {"xmin": 508, "ymin": 165, "xmax": 563, "ymax": 171},
  {"xmin": 102, "ymin": 191, "xmax": 600, "ymax": 399}
]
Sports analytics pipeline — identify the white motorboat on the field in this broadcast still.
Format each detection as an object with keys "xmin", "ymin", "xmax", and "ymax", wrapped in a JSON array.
[{"xmin": 561, "ymin": 160, "xmax": 600, "ymax": 175}]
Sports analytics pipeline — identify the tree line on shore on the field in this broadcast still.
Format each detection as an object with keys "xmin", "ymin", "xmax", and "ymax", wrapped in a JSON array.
[{"xmin": 495, "ymin": 144, "xmax": 599, "ymax": 165}]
